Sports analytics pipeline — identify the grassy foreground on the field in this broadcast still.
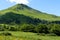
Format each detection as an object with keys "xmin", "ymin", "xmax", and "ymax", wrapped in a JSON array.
[{"xmin": 0, "ymin": 31, "xmax": 60, "ymax": 40}]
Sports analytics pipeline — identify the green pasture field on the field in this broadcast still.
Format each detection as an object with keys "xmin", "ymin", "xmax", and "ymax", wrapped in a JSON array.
[{"xmin": 0, "ymin": 31, "xmax": 60, "ymax": 40}]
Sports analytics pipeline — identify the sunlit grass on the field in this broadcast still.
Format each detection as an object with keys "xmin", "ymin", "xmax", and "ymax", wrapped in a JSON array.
[{"xmin": 0, "ymin": 31, "xmax": 60, "ymax": 40}]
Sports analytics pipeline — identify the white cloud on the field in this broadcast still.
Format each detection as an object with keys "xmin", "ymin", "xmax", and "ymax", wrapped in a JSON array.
[{"xmin": 7, "ymin": 0, "xmax": 29, "ymax": 4}]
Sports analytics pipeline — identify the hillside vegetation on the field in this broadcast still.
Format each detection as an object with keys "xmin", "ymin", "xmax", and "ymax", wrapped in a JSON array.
[
  {"xmin": 0, "ymin": 4, "xmax": 60, "ymax": 35},
  {"xmin": 0, "ymin": 4, "xmax": 60, "ymax": 40}
]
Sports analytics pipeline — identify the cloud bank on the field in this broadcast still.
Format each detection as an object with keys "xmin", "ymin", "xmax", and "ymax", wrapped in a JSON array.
[{"xmin": 7, "ymin": 0, "xmax": 29, "ymax": 4}]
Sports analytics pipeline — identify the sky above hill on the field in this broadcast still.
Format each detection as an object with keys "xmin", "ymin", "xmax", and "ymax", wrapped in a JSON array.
[{"xmin": 0, "ymin": 0, "xmax": 60, "ymax": 16}]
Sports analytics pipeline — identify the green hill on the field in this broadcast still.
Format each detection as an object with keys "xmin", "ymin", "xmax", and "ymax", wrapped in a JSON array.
[
  {"xmin": 0, "ymin": 4, "xmax": 60, "ymax": 21},
  {"xmin": 0, "ymin": 4, "xmax": 60, "ymax": 35}
]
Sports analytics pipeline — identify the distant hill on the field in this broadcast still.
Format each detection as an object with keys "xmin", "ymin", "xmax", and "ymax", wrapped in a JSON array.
[
  {"xmin": 0, "ymin": 4, "xmax": 60, "ymax": 21},
  {"xmin": 0, "ymin": 4, "xmax": 60, "ymax": 35}
]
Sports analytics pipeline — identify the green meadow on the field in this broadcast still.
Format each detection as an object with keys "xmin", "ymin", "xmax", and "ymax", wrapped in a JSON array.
[{"xmin": 0, "ymin": 31, "xmax": 60, "ymax": 40}]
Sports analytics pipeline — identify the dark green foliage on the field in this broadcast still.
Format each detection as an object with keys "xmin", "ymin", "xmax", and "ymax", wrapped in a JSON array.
[
  {"xmin": 35, "ymin": 24, "xmax": 49, "ymax": 33},
  {"xmin": 0, "ymin": 25, "xmax": 4, "ymax": 31},
  {"xmin": 1, "ymin": 32, "xmax": 12, "ymax": 36},
  {"xmin": 20, "ymin": 24, "xmax": 35, "ymax": 32},
  {"xmin": 0, "ymin": 12, "xmax": 47, "ymax": 25},
  {"xmin": 51, "ymin": 21, "xmax": 60, "ymax": 24},
  {"xmin": 51, "ymin": 24, "xmax": 60, "ymax": 36},
  {"xmin": 9, "ymin": 27, "xmax": 17, "ymax": 31}
]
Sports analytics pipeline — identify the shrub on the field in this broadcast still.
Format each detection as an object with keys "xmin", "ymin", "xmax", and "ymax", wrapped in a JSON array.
[
  {"xmin": 20, "ymin": 24, "xmax": 35, "ymax": 32},
  {"xmin": 35, "ymin": 24, "xmax": 49, "ymax": 33},
  {"xmin": 1, "ymin": 32, "xmax": 12, "ymax": 36},
  {"xmin": 51, "ymin": 24, "xmax": 60, "ymax": 36}
]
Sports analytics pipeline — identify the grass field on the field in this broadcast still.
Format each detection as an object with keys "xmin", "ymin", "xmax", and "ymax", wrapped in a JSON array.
[{"xmin": 0, "ymin": 31, "xmax": 60, "ymax": 40}]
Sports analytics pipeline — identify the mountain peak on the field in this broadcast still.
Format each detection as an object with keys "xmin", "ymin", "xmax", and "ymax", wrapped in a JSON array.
[
  {"xmin": 16, "ymin": 4, "xmax": 27, "ymax": 6},
  {"xmin": 9, "ymin": 4, "xmax": 31, "ymax": 10}
]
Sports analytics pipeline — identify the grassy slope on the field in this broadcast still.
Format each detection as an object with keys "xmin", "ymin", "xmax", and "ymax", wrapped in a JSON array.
[
  {"xmin": 0, "ymin": 31, "xmax": 60, "ymax": 40},
  {"xmin": 0, "ymin": 4, "xmax": 60, "ymax": 21},
  {"xmin": 0, "ymin": 4, "xmax": 60, "ymax": 40}
]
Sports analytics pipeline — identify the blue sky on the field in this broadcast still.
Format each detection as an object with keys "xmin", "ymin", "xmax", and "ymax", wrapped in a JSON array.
[{"xmin": 0, "ymin": 0, "xmax": 60, "ymax": 16}]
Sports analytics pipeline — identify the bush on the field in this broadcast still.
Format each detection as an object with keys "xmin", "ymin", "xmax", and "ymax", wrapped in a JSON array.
[
  {"xmin": 35, "ymin": 24, "xmax": 49, "ymax": 33},
  {"xmin": 51, "ymin": 24, "xmax": 60, "ymax": 36},
  {"xmin": 46, "ymin": 33, "xmax": 57, "ymax": 36},
  {"xmin": 20, "ymin": 24, "xmax": 35, "ymax": 32},
  {"xmin": 37, "ymin": 33, "xmax": 45, "ymax": 36},
  {"xmin": 0, "ymin": 32, "xmax": 12, "ymax": 36}
]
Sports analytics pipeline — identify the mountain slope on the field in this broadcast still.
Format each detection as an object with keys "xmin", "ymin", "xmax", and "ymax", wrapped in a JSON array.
[
  {"xmin": 0, "ymin": 4, "xmax": 60, "ymax": 34},
  {"xmin": 0, "ymin": 12, "xmax": 47, "ymax": 24},
  {"xmin": 0, "ymin": 4, "xmax": 60, "ymax": 21}
]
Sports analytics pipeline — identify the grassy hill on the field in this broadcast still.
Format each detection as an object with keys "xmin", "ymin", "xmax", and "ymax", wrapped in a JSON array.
[
  {"xmin": 0, "ymin": 4, "xmax": 60, "ymax": 21},
  {"xmin": 0, "ymin": 4, "xmax": 60, "ymax": 40}
]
